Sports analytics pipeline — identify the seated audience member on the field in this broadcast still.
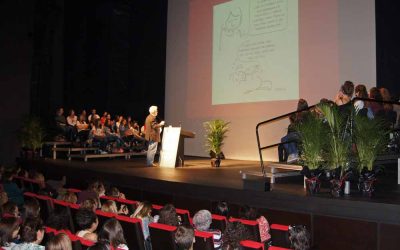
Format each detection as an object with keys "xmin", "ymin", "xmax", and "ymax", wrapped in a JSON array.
[
  {"xmin": 98, "ymin": 219, "xmax": 128, "ymax": 250},
  {"xmin": 75, "ymin": 209, "xmax": 99, "ymax": 242},
  {"xmin": 87, "ymin": 241, "xmax": 111, "ymax": 250},
  {"xmin": 80, "ymin": 198, "xmax": 99, "ymax": 212},
  {"xmin": 2, "ymin": 201, "xmax": 19, "ymax": 218},
  {"xmin": 132, "ymin": 201, "xmax": 153, "ymax": 246},
  {"xmin": 334, "ymin": 81, "xmax": 354, "ymax": 108},
  {"xmin": 46, "ymin": 232, "xmax": 72, "ymax": 250},
  {"xmin": 101, "ymin": 200, "xmax": 128, "ymax": 215},
  {"xmin": 380, "ymin": 87, "xmax": 397, "ymax": 126},
  {"xmin": 106, "ymin": 187, "xmax": 126, "ymax": 199},
  {"xmin": 45, "ymin": 206, "xmax": 71, "ymax": 232},
  {"xmin": 76, "ymin": 114, "xmax": 90, "ymax": 143},
  {"xmin": 0, "ymin": 191, "xmax": 9, "ymax": 212},
  {"xmin": 21, "ymin": 197, "xmax": 40, "ymax": 221},
  {"xmin": 214, "ymin": 201, "xmax": 229, "ymax": 218},
  {"xmin": 57, "ymin": 190, "xmax": 77, "ymax": 204},
  {"xmin": 2, "ymin": 171, "xmax": 24, "ymax": 206},
  {"xmin": 154, "ymin": 204, "xmax": 180, "ymax": 226},
  {"xmin": 0, "ymin": 217, "xmax": 20, "ymax": 249},
  {"xmin": 238, "ymin": 206, "xmax": 271, "ymax": 244},
  {"xmin": 77, "ymin": 180, "xmax": 100, "ymax": 204},
  {"xmin": 16, "ymin": 217, "xmax": 45, "ymax": 249},
  {"xmin": 54, "ymin": 107, "xmax": 74, "ymax": 141},
  {"xmin": 222, "ymin": 221, "xmax": 252, "ymax": 250},
  {"xmin": 100, "ymin": 112, "xmax": 108, "ymax": 125},
  {"xmin": 79, "ymin": 110, "xmax": 87, "ymax": 123},
  {"xmin": 88, "ymin": 109, "xmax": 100, "ymax": 123},
  {"xmin": 368, "ymin": 87, "xmax": 385, "ymax": 118},
  {"xmin": 67, "ymin": 109, "xmax": 78, "ymax": 127},
  {"xmin": 354, "ymin": 84, "xmax": 370, "ymax": 117},
  {"xmin": 193, "ymin": 210, "xmax": 222, "ymax": 249},
  {"xmin": 175, "ymin": 225, "xmax": 195, "ymax": 250},
  {"xmin": 288, "ymin": 225, "xmax": 311, "ymax": 250},
  {"xmin": 279, "ymin": 98, "xmax": 309, "ymax": 163}
]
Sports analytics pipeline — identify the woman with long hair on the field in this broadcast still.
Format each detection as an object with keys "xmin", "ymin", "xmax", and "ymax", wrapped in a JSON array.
[
  {"xmin": 98, "ymin": 219, "xmax": 128, "ymax": 250},
  {"xmin": 132, "ymin": 201, "xmax": 153, "ymax": 249}
]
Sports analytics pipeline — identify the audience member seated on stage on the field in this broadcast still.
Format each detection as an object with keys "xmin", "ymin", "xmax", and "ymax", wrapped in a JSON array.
[
  {"xmin": 77, "ymin": 180, "xmax": 100, "ymax": 205},
  {"xmin": 101, "ymin": 200, "xmax": 129, "ymax": 216},
  {"xmin": 79, "ymin": 110, "xmax": 87, "ymax": 123},
  {"xmin": 114, "ymin": 116, "xmax": 123, "ymax": 135},
  {"xmin": 67, "ymin": 109, "xmax": 78, "ymax": 127},
  {"xmin": 46, "ymin": 206, "xmax": 72, "ymax": 232},
  {"xmin": 288, "ymin": 225, "xmax": 311, "ymax": 250},
  {"xmin": 380, "ymin": 87, "xmax": 398, "ymax": 127},
  {"xmin": 279, "ymin": 98, "xmax": 309, "ymax": 163},
  {"xmin": 106, "ymin": 187, "xmax": 126, "ymax": 200},
  {"xmin": 368, "ymin": 87, "xmax": 385, "ymax": 118},
  {"xmin": 222, "ymin": 221, "xmax": 252, "ymax": 250},
  {"xmin": 100, "ymin": 112, "xmax": 108, "ymax": 125},
  {"xmin": 1, "ymin": 171, "xmax": 24, "ymax": 206},
  {"xmin": 54, "ymin": 107, "xmax": 75, "ymax": 141},
  {"xmin": 80, "ymin": 198, "xmax": 99, "ymax": 212},
  {"xmin": 98, "ymin": 219, "xmax": 128, "ymax": 250},
  {"xmin": 46, "ymin": 232, "xmax": 72, "ymax": 250},
  {"xmin": 57, "ymin": 190, "xmax": 78, "ymax": 204},
  {"xmin": 214, "ymin": 201, "xmax": 230, "ymax": 218},
  {"xmin": 2, "ymin": 201, "xmax": 19, "ymax": 218},
  {"xmin": 88, "ymin": 109, "xmax": 100, "ymax": 123},
  {"xmin": 132, "ymin": 201, "xmax": 153, "ymax": 246},
  {"xmin": 17, "ymin": 217, "xmax": 45, "ymax": 250},
  {"xmin": 0, "ymin": 217, "xmax": 21, "ymax": 249},
  {"xmin": 21, "ymin": 197, "xmax": 41, "ymax": 221},
  {"xmin": 175, "ymin": 225, "xmax": 195, "ymax": 250},
  {"xmin": 154, "ymin": 204, "xmax": 180, "ymax": 227},
  {"xmin": 75, "ymin": 209, "xmax": 99, "ymax": 242},
  {"xmin": 354, "ymin": 84, "xmax": 370, "ymax": 117},
  {"xmin": 238, "ymin": 205, "xmax": 271, "ymax": 244},
  {"xmin": 193, "ymin": 210, "xmax": 222, "ymax": 249}
]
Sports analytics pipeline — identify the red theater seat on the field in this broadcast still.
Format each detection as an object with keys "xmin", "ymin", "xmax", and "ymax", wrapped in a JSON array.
[
  {"xmin": 270, "ymin": 224, "xmax": 291, "ymax": 249},
  {"xmin": 229, "ymin": 218, "xmax": 261, "ymax": 242},
  {"xmin": 115, "ymin": 215, "xmax": 146, "ymax": 250},
  {"xmin": 149, "ymin": 223, "xmax": 177, "ymax": 250},
  {"xmin": 95, "ymin": 210, "xmax": 116, "ymax": 229},
  {"xmin": 240, "ymin": 240, "xmax": 265, "ymax": 250},
  {"xmin": 268, "ymin": 246, "xmax": 291, "ymax": 250},
  {"xmin": 52, "ymin": 199, "xmax": 76, "ymax": 233},
  {"xmin": 193, "ymin": 230, "xmax": 214, "ymax": 250},
  {"xmin": 211, "ymin": 214, "xmax": 227, "ymax": 232}
]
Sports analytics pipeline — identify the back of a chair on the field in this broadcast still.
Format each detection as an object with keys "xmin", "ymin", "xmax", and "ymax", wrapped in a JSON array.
[
  {"xmin": 95, "ymin": 210, "xmax": 116, "ymax": 229},
  {"xmin": 149, "ymin": 223, "xmax": 177, "ymax": 250},
  {"xmin": 240, "ymin": 240, "xmax": 265, "ymax": 250},
  {"xmin": 52, "ymin": 199, "xmax": 76, "ymax": 233},
  {"xmin": 193, "ymin": 230, "xmax": 214, "ymax": 250},
  {"xmin": 116, "ymin": 215, "xmax": 146, "ymax": 250},
  {"xmin": 211, "ymin": 214, "xmax": 227, "ymax": 232},
  {"xmin": 30, "ymin": 193, "xmax": 53, "ymax": 222},
  {"xmin": 229, "ymin": 218, "xmax": 261, "ymax": 242},
  {"xmin": 268, "ymin": 246, "xmax": 291, "ymax": 250},
  {"xmin": 270, "ymin": 224, "xmax": 290, "ymax": 249}
]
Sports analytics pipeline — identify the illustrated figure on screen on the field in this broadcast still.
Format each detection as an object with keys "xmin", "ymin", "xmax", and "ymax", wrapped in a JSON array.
[
  {"xmin": 144, "ymin": 106, "xmax": 165, "ymax": 166},
  {"xmin": 230, "ymin": 62, "xmax": 272, "ymax": 94},
  {"xmin": 219, "ymin": 8, "xmax": 244, "ymax": 50}
]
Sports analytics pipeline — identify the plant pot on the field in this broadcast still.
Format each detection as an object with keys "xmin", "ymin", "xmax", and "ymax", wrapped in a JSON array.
[
  {"xmin": 305, "ymin": 177, "xmax": 321, "ymax": 195},
  {"xmin": 211, "ymin": 157, "xmax": 221, "ymax": 168},
  {"xmin": 330, "ymin": 179, "xmax": 344, "ymax": 197}
]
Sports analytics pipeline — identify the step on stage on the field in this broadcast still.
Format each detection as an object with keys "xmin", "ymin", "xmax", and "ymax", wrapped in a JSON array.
[{"xmin": 27, "ymin": 156, "xmax": 400, "ymax": 250}]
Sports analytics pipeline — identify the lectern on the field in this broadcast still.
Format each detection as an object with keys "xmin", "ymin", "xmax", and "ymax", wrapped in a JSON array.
[{"xmin": 159, "ymin": 127, "xmax": 195, "ymax": 168}]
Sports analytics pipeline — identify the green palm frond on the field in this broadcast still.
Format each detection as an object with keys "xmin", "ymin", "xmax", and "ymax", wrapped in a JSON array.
[
  {"xmin": 203, "ymin": 119, "xmax": 230, "ymax": 155},
  {"xmin": 18, "ymin": 116, "xmax": 45, "ymax": 151}
]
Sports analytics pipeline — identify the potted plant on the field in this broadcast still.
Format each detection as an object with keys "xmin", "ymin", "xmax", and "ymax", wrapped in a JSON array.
[
  {"xmin": 353, "ymin": 114, "xmax": 389, "ymax": 196},
  {"xmin": 203, "ymin": 119, "xmax": 230, "ymax": 167},
  {"xmin": 296, "ymin": 111, "xmax": 326, "ymax": 194},
  {"xmin": 18, "ymin": 116, "xmax": 45, "ymax": 159},
  {"xmin": 319, "ymin": 104, "xmax": 352, "ymax": 197}
]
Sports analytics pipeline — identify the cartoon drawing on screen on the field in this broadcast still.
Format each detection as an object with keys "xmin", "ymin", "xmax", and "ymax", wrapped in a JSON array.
[
  {"xmin": 230, "ymin": 62, "xmax": 272, "ymax": 95},
  {"xmin": 219, "ymin": 8, "xmax": 245, "ymax": 50}
]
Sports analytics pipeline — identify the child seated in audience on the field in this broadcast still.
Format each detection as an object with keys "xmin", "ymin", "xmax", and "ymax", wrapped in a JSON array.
[
  {"xmin": 101, "ymin": 200, "xmax": 128, "ymax": 215},
  {"xmin": 80, "ymin": 198, "xmax": 99, "ymax": 212},
  {"xmin": 57, "ymin": 190, "xmax": 78, "ymax": 204},
  {"xmin": 0, "ymin": 217, "xmax": 21, "ymax": 249},
  {"xmin": 222, "ymin": 221, "xmax": 252, "ymax": 250},
  {"xmin": 131, "ymin": 201, "xmax": 153, "ymax": 248},
  {"xmin": 289, "ymin": 225, "xmax": 311, "ymax": 250},
  {"xmin": 21, "ymin": 197, "xmax": 41, "ymax": 221},
  {"xmin": 154, "ymin": 203, "xmax": 180, "ymax": 226},
  {"xmin": 75, "ymin": 209, "xmax": 99, "ymax": 242},
  {"xmin": 45, "ymin": 232, "xmax": 72, "ymax": 250},
  {"xmin": 238, "ymin": 205, "xmax": 271, "ymax": 244},
  {"xmin": 193, "ymin": 210, "xmax": 222, "ymax": 249},
  {"xmin": 175, "ymin": 225, "xmax": 195, "ymax": 250},
  {"xmin": 97, "ymin": 219, "xmax": 128, "ymax": 250},
  {"xmin": 106, "ymin": 187, "xmax": 126, "ymax": 199},
  {"xmin": 16, "ymin": 217, "xmax": 45, "ymax": 249}
]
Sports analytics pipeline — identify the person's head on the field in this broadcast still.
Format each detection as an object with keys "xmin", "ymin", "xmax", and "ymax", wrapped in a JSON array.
[
  {"xmin": 106, "ymin": 114, "xmax": 111, "ymax": 120},
  {"xmin": 238, "ymin": 205, "xmax": 260, "ymax": 220},
  {"xmin": 118, "ymin": 116, "xmax": 123, "ymax": 122},
  {"xmin": 18, "ymin": 169, "xmax": 29, "ymax": 178},
  {"xmin": 81, "ymin": 110, "xmax": 87, "ymax": 116},
  {"xmin": 69, "ymin": 109, "xmax": 75, "ymax": 116},
  {"xmin": 98, "ymin": 219, "xmax": 126, "ymax": 249},
  {"xmin": 175, "ymin": 225, "xmax": 195, "ymax": 250},
  {"xmin": 214, "ymin": 201, "xmax": 229, "ymax": 217},
  {"xmin": 96, "ymin": 182, "xmax": 106, "ymax": 197},
  {"xmin": 158, "ymin": 204, "xmax": 179, "ymax": 226},
  {"xmin": 369, "ymin": 87, "xmax": 383, "ymax": 101},
  {"xmin": 354, "ymin": 84, "xmax": 368, "ymax": 98},
  {"xmin": 193, "ymin": 210, "xmax": 212, "ymax": 231},
  {"xmin": 106, "ymin": 187, "xmax": 121, "ymax": 198},
  {"xmin": 56, "ymin": 108, "xmax": 64, "ymax": 116},
  {"xmin": 149, "ymin": 106, "xmax": 158, "ymax": 116},
  {"xmin": 20, "ymin": 217, "xmax": 45, "ymax": 244},
  {"xmin": 222, "ymin": 221, "xmax": 251, "ymax": 249},
  {"xmin": 289, "ymin": 225, "xmax": 311, "ymax": 250},
  {"xmin": 0, "ymin": 216, "xmax": 20, "ymax": 246},
  {"xmin": 380, "ymin": 87, "xmax": 391, "ymax": 101},
  {"xmin": 2, "ymin": 201, "xmax": 19, "ymax": 217},
  {"xmin": 22, "ymin": 197, "xmax": 40, "ymax": 219},
  {"xmin": 81, "ymin": 198, "xmax": 99, "ymax": 212},
  {"xmin": 46, "ymin": 206, "xmax": 71, "ymax": 230},
  {"xmin": 101, "ymin": 200, "xmax": 118, "ymax": 214},
  {"xmin": 297, "ymin": 99, "xmax": 308, "ymax": 111},
  {"xmin": 0, "ymin": 192, "xmax": 8, "ymax": 207},
  {"xmin": 341, "ymin": 81, "xmax": 354, "ymax": 97},
  {"xmin": 122, "ymin": 119, "xmax": 127, "ymax": 126},
  {"xmin": 59, "ymin": 191, "xmax": 78, "ymax": 204},
  {"xmin": 46, "ymin": 232, "xmax": 72, "ymax": 250},
  {"xmin": 132, "ymin": 201, "xmax": 152, "ymax": 219},
  {"xmin": 91, "ymin": 109, "xmax": 97, "ymax": 115},
  {"xmin": 103, "ymin": 112, "xmax": 108, "ymax": 117},
  {"xmin": 75, "ymin": 209, "xmax": 99, "ymax": 232}
]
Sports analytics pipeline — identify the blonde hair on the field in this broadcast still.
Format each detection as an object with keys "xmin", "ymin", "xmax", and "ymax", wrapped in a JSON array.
[
  {"xmin": 46, "ymin": 233, "xmax": 72, "ymax": 250},
  {"xmin": 101, "ymin": 200, "xmax": 118, "ymax": 214},
  {"xmin": 132, "ymin": 201, "xmax": 152, "ymax": 219}
]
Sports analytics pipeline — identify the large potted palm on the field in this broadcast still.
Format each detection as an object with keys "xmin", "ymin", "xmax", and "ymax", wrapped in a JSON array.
[
  {"xmin": 353, "ymin": 114, "xmax": 390, "ymax": 196},
  {"xmin": 296, "ymin": 111, "xmax": 326, "ymax": 194},
  {"xmin": 18, "ymin": 116, "xmax": 45, "ymax": 159},
  {"xmin": 203, "ymin": 119, "xmax": 230, "ymax": 167}
]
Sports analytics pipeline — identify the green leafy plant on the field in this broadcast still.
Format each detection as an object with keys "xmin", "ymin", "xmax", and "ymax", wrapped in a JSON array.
[
  {"xmin": 354, "ymin": 114, "xmax": 390, "ymax": 171},
  {"xmin": 18, "ymin": 116, "xmax": 45, "ymax": 151},
  {"xmin": 203, "ymin": 119, "xmax": 230, "ymax": 157},
  {"xmin": 295, "ymin": 112, "xmax": 326, "ymax": 170},
  {"xmin": 319, "ymin": 104, "xmax": 351, "ymax": 176}
]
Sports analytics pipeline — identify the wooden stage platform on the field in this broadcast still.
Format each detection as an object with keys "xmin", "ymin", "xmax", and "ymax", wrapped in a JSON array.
[{"xmin": 25, "ymin": 156, "xmax": 400, "ymax": 250}]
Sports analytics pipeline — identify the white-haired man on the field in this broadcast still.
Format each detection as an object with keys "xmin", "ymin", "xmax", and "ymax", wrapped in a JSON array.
[{"xmin": 145, "ymin": 106, "xmax": 165, "ymax": 166}]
